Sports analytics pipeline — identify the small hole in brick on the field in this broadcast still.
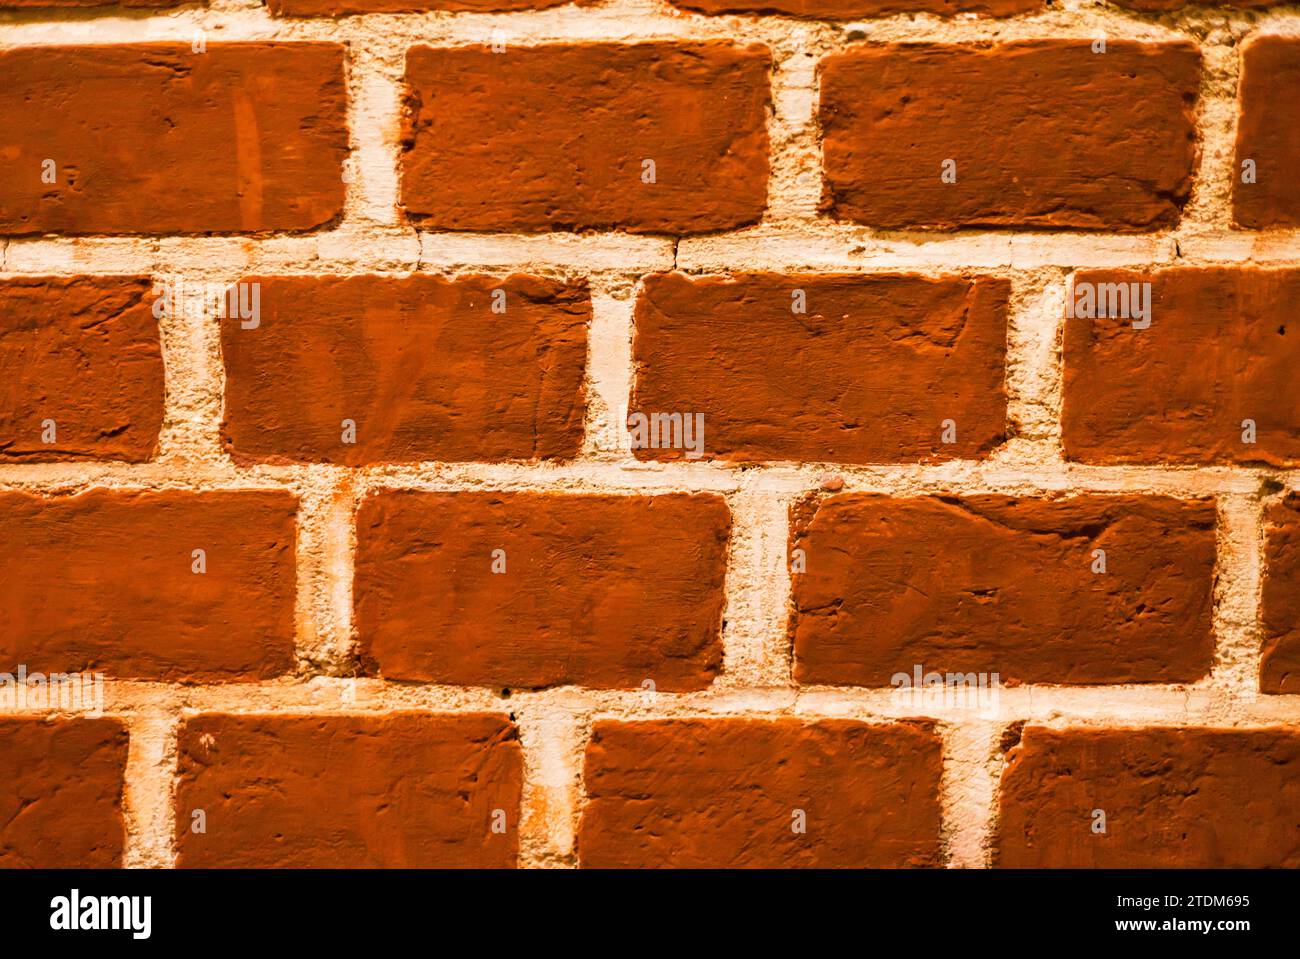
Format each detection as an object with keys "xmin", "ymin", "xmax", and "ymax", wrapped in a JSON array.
[{"xmin": 501, "ymin": 687, "xmax": 512, "ymax": 699}]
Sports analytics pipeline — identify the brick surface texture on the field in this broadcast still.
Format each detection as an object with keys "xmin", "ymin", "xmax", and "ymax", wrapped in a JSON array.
[{"xmin": 0, "ymin": 0, "xmax": 1297, "ymax": 873}]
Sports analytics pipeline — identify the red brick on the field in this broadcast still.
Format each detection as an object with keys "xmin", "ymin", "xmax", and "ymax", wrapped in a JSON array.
[
  {"xmin": 672, "ymin": 0, "xmax": 1040, "ymax": 15},
  {"xmin": 1063, "ymin": 267, "xmax": 1300, "ymax": 466},
  {"xmin": 0, "ymin": 718, "xmax": 127, "ymax": 869},
  {"xmin": 0, "ymin": 276, "xmax": 163, "ymax": 463},
  {"xmin": 176, "ymin": 712, "xmax": 522, "ymax": 867},
  {"xmin": 996, "ymin": 726, "xmax": 1300, "ymax": 867},
  {"xmin": 220, "ymin": 274, "xmax": 590, "ymax": 465},
  {"xmin": 579, "ymin": 719, "xmax": 943, "ymax": 867},
  {"xmin": 632, "ymin": 272, "xmax": 1008, "ymax": 464},
  {"xmin": 401, "ymin": 43, "xmax": 770, "ymax": 234},
  {"xmin": 1263, "ymin": 493, "xmax": 1300, "ymax": 694},
  {"xmin": 819, "ymin": 41, "xmax": 1200, "ymax": 231},
  {"xmin": 0, "ymin": 490, "xmax": 297, "ymax": 682},
  {"xmin": 355, "ymin": 491, "xmax": 729, "ymax": 691},
  {"xmin": 0, "ymin": 43, "xmax": 347, "ymax": 236},
  {"xmin": 1234, "ymin": 37, "xmax": 1300, "ymax": 229},
  {"xmin": 790, "ymin": 494, "xmax": 1216, "ymax": 687}
]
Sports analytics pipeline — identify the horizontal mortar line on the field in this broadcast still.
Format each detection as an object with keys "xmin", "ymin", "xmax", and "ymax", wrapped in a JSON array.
[
  {"xmin": 677, "ymin": 227, "xmax": 1300, "ymax": 270},
  {"xmin": 837, "ymin": 7, "xmax": 1300, "ymax": 29},
  {"xmin": 353, "ymin": 460, "xmax": 1291, "ymax": 496},
  {"xmin": 2, "ymin": 679, "xmax": 1297, "ymax": 723},
  {"xmin": 0, "ymin": 459, "xmax": 1290, "ymax": 495},
  {"xmin": 6, "ymin": 226, "xmax": 1300, "ymax": 273},
  {"xmin": 0, "ymin": 8, "xmax": 1260, "ymax": 48},
  {"xmin": 416, "ymin": 232, "xmax": 675, "ymax": 270}
]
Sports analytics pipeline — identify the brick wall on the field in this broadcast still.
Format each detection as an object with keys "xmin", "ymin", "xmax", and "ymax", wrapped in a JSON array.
[{"xmin": 1, "ymin": 0, "xmax": 1298, "ymax": 869}]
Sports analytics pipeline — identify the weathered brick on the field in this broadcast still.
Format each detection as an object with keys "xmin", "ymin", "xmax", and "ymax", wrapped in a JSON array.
[
  {"xmin": 401, "ymin": 43, "xmax": 770, "ymax": 234},
  {"xmin": 819, "ymin": 41, "xmax": 1200, "ymax": 230},
  {"xmin": 790, "ymin": 494, "xmax": 1217, "ymax": 687},
  {"xmin": 632, "ymin": 272, "xmax": 1008, "ymax": 463},
  {"xmin": 0, "ymin": 43, "xmax": 347, "ymax": 235},
  {"xmin": 1234, "ymin": 36, "xmax": 1300, "ymax": 229},
  {"xmin": 1063, "ymin": 267, "xmax": 1300, "ymax": 466},
  {"xmin": 175, "ymin": 713, "xmax": 523, "ymax": 867},
  {"xmin": 997, "ymin": 726, "xmax": 1300, "ymax": 867},
  {"xmin": 0, "ymin": 490, "xmax": 297, "ymax": 682},
  {"xmin": 1263, "ymin": 493, "xmax": 1300, "ymax": 694},
  {"xmin": 220, "ymin": 274, "xmax": 590, "ymax": 465},
  {"xmin": 355, "ymin": 491, "xmax": 730, "ymax": 690},
  {"xmin": 579, "ymin": 719, "xmax": 944, "ymax": 867},
  {"xmin": 0, "ymin": 718, "xmax": 127, "ymax": 869},
  {"xmin": 0, "ymin": 276, "xmax": 163, "ymax": 463}
]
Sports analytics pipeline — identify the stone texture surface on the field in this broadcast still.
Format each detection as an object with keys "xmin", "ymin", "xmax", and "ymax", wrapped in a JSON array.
[
  {"xmin": 1234, "ymin": 36, "xmax": 1300, "ymax": 229},
  {"xmin": 0, "ymin": 718, "xmax": 128, "ymax": 869},
  {"xmin": 819, "ymin": 41, "xmax": 1201, "ymax": 231},
  {"xmin": 1063, "ymin": 267, "xmax": 1300, "ymax": 467},
  {"xmin": 790, "ymin": 493, "xmax": 1217, "ymax": 687},
  {"xmin": 175, "ymin": 712, "xmax": 523, "ymax": 867},
  {"xmin": 632, "ymin": 271, "xmax": 1008, "ymax": 464},
  {"xmin": 220, "ymin": 274, "xmax": 590, "ymax": 465},
  {"xmin": 401, "ymin": 42, "xmax": 771, "ymax": 234},
  {"xmin": 355, "ymin": 491, "xmax": 730, "ymax": 690},
  {"xmin": 0, "ymin": 43, "xmax": 347, "ymax": 235},
  {"xmin": 1263, "ymin": 493, "xmax": 1300, "ymax": 694},
  {"xmin": 579, "ymin": 718, "xmax": 944, "ymax": 867},
  {"xmin": 0, "ymin": 275, "xmax": 164, "ymax": 463},
  {"xmin": 0, "ymin": 490, "xmax": 297, "ymax": 682},
  {"xmin": 996, "ymin": 726, "xmax": 1300, "ymax": 867}
]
